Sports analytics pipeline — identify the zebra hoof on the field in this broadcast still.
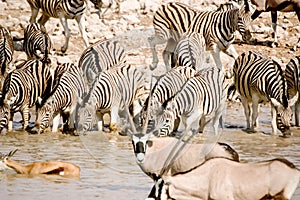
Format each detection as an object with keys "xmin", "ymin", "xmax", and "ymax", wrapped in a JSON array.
[
  {"xmin": 109, "ymin": 123, "xmax": 119, "ymax": 132},
  {"xmin": 61, "ymin": 46, "xmax": 67, "ymax": 54},
  {"xmin": 149, "ymin": 63, "xmax": 157, "ymax": 71},
  {"xmin": 242, "ymin": 128, "xmax": 256, "ymax": 134}
]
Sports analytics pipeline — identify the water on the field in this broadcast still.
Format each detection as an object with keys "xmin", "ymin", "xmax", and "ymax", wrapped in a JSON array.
[{"xmin": 1, "ymin": 102, "xmax": 300, "ymax": 200}]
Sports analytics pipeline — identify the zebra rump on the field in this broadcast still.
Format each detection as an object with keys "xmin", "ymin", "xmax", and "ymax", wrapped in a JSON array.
[
  {"xmin": 78, "ymin": 39, "xmax": 126, "ymax": 88},
  {"xmin": 23, "ymin": 23, "xmax": 52, "ymax": 63}
]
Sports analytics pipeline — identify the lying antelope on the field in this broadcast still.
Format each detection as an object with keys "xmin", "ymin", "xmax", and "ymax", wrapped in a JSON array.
[
  {"xmin": 155, "ymin": 157, "xmax": 300, "ymax": 200},
  {"xmin": 0, "ymin": 149, "xmax": 80, "ymax": 177}
]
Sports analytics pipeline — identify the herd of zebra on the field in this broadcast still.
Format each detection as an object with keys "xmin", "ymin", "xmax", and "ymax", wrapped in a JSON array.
[{"xmin": 0, "ymin": 0, "xmax": 300, "ymax": 199}]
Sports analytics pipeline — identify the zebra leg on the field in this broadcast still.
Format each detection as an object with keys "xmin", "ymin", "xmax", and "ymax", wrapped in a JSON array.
[
  {"xmin": 96, "ymin": 112, "xmax": 104, "ymax": 131},
  {"xmin": 271, "ymin": 11, "xmax": 278, "ymax": 47},
  {"xmin": 110, "ymin": 106, "xmax": 119, "ymax": 132},
  {"xmin": 210, "ymin": 45, "xmax": 223, "ymax": 69},
  {"xmin": 37, "ymin": 14, "xmax": 50, "ymax": 25},
  {"xmin": 29, "ymin": 7, "xmax": 39, "ymax": 23},
  {"xmin": 148, "ymin": 35, "xmax": 166, "ymax": 70},
  {"xmin": 59, "ymin": 14, "xmax": 70, "ymax": 53},
  {"xmin": 75, "ymin": 14, "xmax": 89, "ymax": 48},
  {"xmin": 8, "ymin": 112, "xmax": 13, "ymax": 132},
  {"xmin": 22, "ymin": 107, "xmax": 30, "ymax": 130},
  {"xmin": 163, "ymin": 39, "xmax": 177, "ymax": 70},
  {"xmin": 294, "ymin": 100, "xmax": 300, "ymax": 126},
  {"xmin": 52, "ymin": 113, "xmax": 61, "ymax": 133},
  {"xmin": 240, "ymin": 96, "xmax": 252, "ymax": 132},
  {"xmin": 251, "ymin": 95, "xmax": 259, "ymax": 133},
  {"xmin": 271, "ymin": 103, "xmax": 278, "ymax": 135}
]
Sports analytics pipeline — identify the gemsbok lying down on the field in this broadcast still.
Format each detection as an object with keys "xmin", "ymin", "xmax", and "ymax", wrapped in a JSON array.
[
  {"xmin": 155, "ymin": 157, "xmax": 300, "ymax": 200},
  {"xmin": 0, "ymin": 149, "xmax": 80, "ymax": 177}
]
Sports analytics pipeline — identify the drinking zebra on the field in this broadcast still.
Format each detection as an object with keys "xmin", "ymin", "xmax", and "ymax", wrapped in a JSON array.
[
  {"xmin": 0, "ymin": 60, "xmax": 56, "ymax": 132},
  {"xmin": 77, "ymin": 63, "xmax": 146, "ymax": 133},
  {"xmin": 148, "ymin": 1, "xmax": 251, "ymax": 70},
  {"xmin": 157, "ymin": 67, "xmax": 226, "ymax": 136},
  {"xmin": 78, "ymin": 39, "xmax": 126, "ymax": 88},
  {"xmin": 23, "ymin": 23, "xmax": 52, "ymax": 63},
  {"xmin": 285, "ymin": 56, "xmax": 300, "ymax": 126},
  {"xmin": 140, "ymin": 66, "xmax": 197, "ymax": 131},
  {"xmin": 36, "ymin": 63, "xmax": 87, "ymax": 134},
  {"xmin": 26, "ymin": 0, "xmax": 102, "ymax": 53},
  {"xmin": 0, "ymin": 25, "xmax": 14, "ymax": 76},
  {"xmin": 233, "ymin": 51, "xmax": 297, "ymax": 136},
  {"xmin": 171, "ymin": 32, "xmax": 211, "ymax": 70}
]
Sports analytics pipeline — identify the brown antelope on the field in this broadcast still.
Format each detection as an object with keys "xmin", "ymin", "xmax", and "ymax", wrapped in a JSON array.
[
  {"xmin": 155, "ymin": 157, "xmax": 300, "ymax": 200},
  {"xmin": 0, "ymin": 149, "xmax": 80, "ymax": 177}
]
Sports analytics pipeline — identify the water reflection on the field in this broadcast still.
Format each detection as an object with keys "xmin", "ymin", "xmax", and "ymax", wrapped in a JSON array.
[{"xmin": 0, "ymin": 102, "xmax": 299, "ymax": 199}]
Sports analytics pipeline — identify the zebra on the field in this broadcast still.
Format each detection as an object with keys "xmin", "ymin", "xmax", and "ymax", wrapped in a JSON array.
[
  {"xmin": 0, "ymin": 60, "xmax": 56, "ymax": 132},
  {"xmin": 171, "ymin": 32, "xmax": 211, "ymax": 70},
  {"xmin": 285, "ymin": 56, "xmax": 300, "ymax": 126},
  {"xmin": 26, "ymin": 0, "xmax": 102, "ymax": 53},
  {"xmin": 233, "ymin": 51, "xmax": 297, "ymax": 137},
  {"xmin": 77, "ymin": 63, "xmax": 146, "ymax": 133},
  {"xmin": 148, "ymin": 1, "xmax": 252, "ymax": 70},
  {"xmin": 0, "ymin": 25, "xmax": 14, "ymax": 76},
  {"xmin": 23, "ymin": 23, "xmax": 52, "ymax": 63},
  {"xmin": 78, "ymin": 38, "xmax": 126, "ymax": 88},
  {"xmin": 139, "ymin": 66, "xmax": 197, "ymax": 130},
  {"xmin": 36, "ymin": 63, "xmax": 87, "ymax": 134},
  {"xmin": 156, "ymin": 67, "xmax": 226, "ymax": 136}
]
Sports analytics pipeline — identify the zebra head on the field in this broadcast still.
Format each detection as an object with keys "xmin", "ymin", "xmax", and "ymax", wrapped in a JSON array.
[
  {"xmin": 237, "ymin": 5, "xmax": 252, "ymax": 42},
  {"xmin": 77, "ymin": 103, "xmax": 96, "ymax": 133},
  {"xmin": 270, "ymin": 97, "xmax": 295, "ymax": 137},
  {"xmin": 157, "ymin": 108, "xmax": 176, "ymax": 137},
  {"xmin": 36, "ymin": 99, "xmax": 54, "ymax": 134},
  {"xmin": 140, "ymin": 95, "xmax": 162, "ymax": 129}
]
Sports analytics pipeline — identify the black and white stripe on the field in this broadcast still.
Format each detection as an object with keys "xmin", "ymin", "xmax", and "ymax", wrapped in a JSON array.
[
  {"xmin": 77, "ymin": 63, "xmax": 145, "ymax": 132},
  {"xmin": 36, "ymin": 63, "xmax": 87, "ymax": 134},
  {"xmin": 140, "ymin": 66, "xmax": 197, "ymax": 129},
  {"xmin": 233, "ymin": 51, "xmax": 293, "ymax": 136},
  {"xmin": 148, "ymin": 1, "xmax": 251, "ymax": 70},
  {"xmin": 26, "ymin": 0, "xmax": 101, "ymax": 52},
  {"xmin": 285, "ymin": 56, "xmax": 300, "ymax": 126},
  {"xmin": 157, "ymin": 67, "xmax": 226, "ymax": 136},
  {"xmin": 78, "ymin": 39, "xmax": 126, "ymax": 88},
  {"xmin": 0, "ymin": 25, "xmax": 14, "ymax": 75},
  {"xmin": 0, "ymin": 60, "xmax": 56, "ymax": 132},
  {"xmin": 23, "ymin": 23, "xmax": 52, "ymax": 63}
]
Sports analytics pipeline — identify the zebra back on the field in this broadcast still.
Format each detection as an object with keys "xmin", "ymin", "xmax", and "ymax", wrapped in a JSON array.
[
  {"xmin": 153, "ymin": 2, "xmax": 198, "ymax": 43},
  {"xmin": 285, "ymin": 56, "xmax": 300, "ymax": 100},
  {"xmin": 23, "ymin": 23, "xmax": 52, "ymax": 63},
  {"xmin": 0, "ymin": 25, "xmax": 14, "ymax": 75},
  {"xmin": 172, "ymin": 32, "xmax": 209, "ymax": 70},
  {"xmin": 78, "ymin": 39, "xmax": 126, "ymax": 88}
]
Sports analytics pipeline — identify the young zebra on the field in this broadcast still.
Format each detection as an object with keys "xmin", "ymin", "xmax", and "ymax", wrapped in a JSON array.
[
  {"xmin": 285, "ymin": 56, "xmax": 300, "ymax": 126},
  {"xmin": 148, "ymin": 1, "xmax": 252, "ymax": 70},
  {"xmin": 77, "ymin": 63, "xmax": 146, "ymax": 133},
  {"xmin": 0, "ymin": 60, "xmax": 56, "ymax": 132},
  {"xmin": 78, "ymin": 39, "xmax": 126, "ymax": 88},
  {"xmin": 171, "ymin": 32, "xmax": 211, "ymax": 70},
  {"xmin": 233, "ymin": 51, "xmax": 297, "ymax": 136},
  {"xmin": 26, "ymin": 0, "xmax": 102, "ymax": 53},
  {"xmin": 0, "ymin": 25, "xmax": 14, "ymax": 76},
  {"xmin": 157, "ymin": 67, "xmax": 226, "ymax": 136},
  {"xmin": 23, "ymin": 23, "xmax": 52, "ymax": 63},
  {"xmin": 139, "ymin": 66, "xmax": 197, "ymax": 130}
]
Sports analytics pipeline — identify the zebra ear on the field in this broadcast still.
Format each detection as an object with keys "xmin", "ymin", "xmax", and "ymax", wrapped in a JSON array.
[{"xmin": 288, "ymin": 93, "xmax": 299, "ymax": 107}]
